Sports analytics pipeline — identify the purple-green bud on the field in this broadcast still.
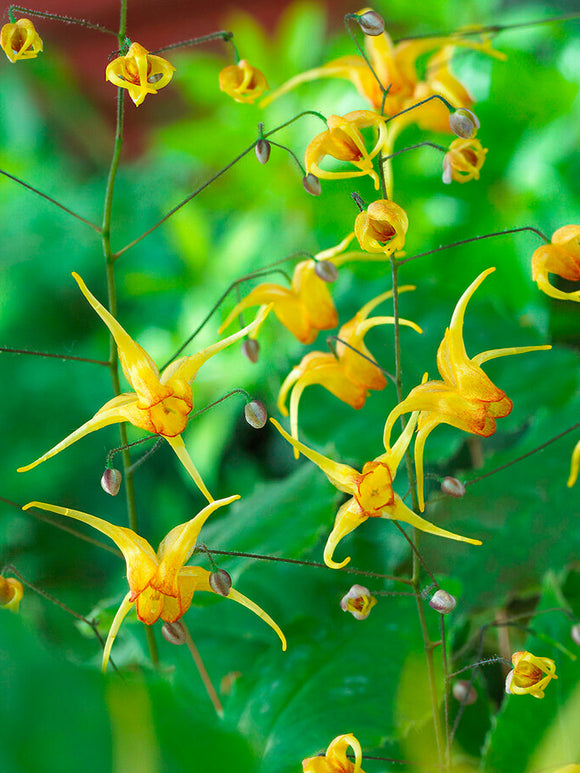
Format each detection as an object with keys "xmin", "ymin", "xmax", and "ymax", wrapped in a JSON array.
[
  {"xmin": 314, "ymin": 259, "xmax": 339, "ymax": 283},
  {"xmin": 255, "ymin": 139, "xmax": 271, "ymax": 164},
  {"xmin": 571, "ymin": 623, "xmax": 580, "ymax": 646},
  {"xmin": 209, "ymin": 569, "xmax": 232, "ymax": 597},
  {"xmin": 101, "ymin": 467, "xmax": 122, "ymax": 496},
  {"xmin": 356, "ymin": 10, "xmax": 385, "ymax": 36},
  {"xmin": 241, "ymin": 338, "xmax": 260, "ymax": 363},
  {"xmin": 302, "ymin": 173, "xmax": 321, "ymax": 196},
  {"xmin": 429, "ymin": 589, "xmax": 457, "ymax": 614},
  {"xmin": 452, "ymin": 680, "xmax": 477, "ymax": 705},
  {"xmin": 441, "ymin": 476, "xmax": 466, "ymax": 498},
  {"xmin": 161, "ymin": 620, "xmax": 187, "ymax": 645},
  {"xmin": 449, "ymin": 108, "xmax": 480, "ymax": 139},
  {"xmin": 244, "ymin": 399, "xmax": 267, "ymax": 429}
]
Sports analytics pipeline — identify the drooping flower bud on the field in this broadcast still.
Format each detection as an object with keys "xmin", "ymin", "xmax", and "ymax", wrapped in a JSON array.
[
  {"xmin": 161, "ymin": 620, "xmax": 187, "ymax": 645},
  {"xmin": 442, "ymin": 138, "xmax": 487, "ymax": 184},
  {"xmin": 101, "ymin": 467, "xmax": 122, "ymax": 496},
  {"xmin": 571, "ymin": 623, "xmax": 580, "ymax": 646},
  {"xmin": 255, "ymin": 139, "xmax": 271, "ymax": 164},
  {"xmin": 505, "ymin": 650, "xmax": 558, "ymax": 698},
  {"xmin": 314, "ymin": 259, "xmax": 339, "ymax": 283},
  {"xmin": 0, "ymin": 576, "xmax": 24, "ymax": 612},
  {"xmin": 340, "ymin": 584, "xmax": 377, "ymax": 620},
  {"xmin": 449, "ymin": 108, "xmax": 480, "ymax": 139},
  {"xmin": 244, "ymin": 399, "xmax": 267, "ymax": 429},
  {"xmin": 429, "ymin": 589, "xmax": 457, "ymax": 614},
  {"xmin": 1, "ymin": 18, "xmax": 43, "ymax": 62},
  {"xmin": 209, "ymin": 569, "xmax": 232, "ymax": 597},
  {"xmin": 355, "ymin": 199, "xmax": 408, "ymax": 255},
  {"xmin": 302, "ymin": 173, "xmax": 321, "ymax": 196},
  {"xmin": 356, "ymin": 10, "xmax": 385, "ymax": 36},
  {"xmin": 242, "ymin": 337, "xmax": 260, "ymax": 363},
  {"xmin": 219, "ymin": 60, "xmax": 269, "ymax": 104},
  {"xmin": 441, "ymin": 476, "xmax": 466, "ymax": 498},
  {"xmin": 452, "ymin": 680, "xmax": 478, "ymax": 705}
]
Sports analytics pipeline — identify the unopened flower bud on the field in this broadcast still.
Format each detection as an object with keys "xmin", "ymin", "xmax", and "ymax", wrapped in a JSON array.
[
  {"xmin": 241, "ymin": 337, "xmax": 260, "ymax": 363},
  {"xmin": 429, "ymin": 589, "xmax": 457, "ymax": 614},
  {"xmin": 0, "ymin": 576, "xmax": 24, "ymax": 612},
  {"xmin": 255, "ymin": 139, "xmax": 271, "ymax": 164},
  {"xmin": 314, "ymin": 259, "xmax": 339, "ymax": 283},
  {"xmin": 571, "ymin": 623, "xmax": 580, "ymax": 646},
  {"xmin": 161, "ymin": 620, "xmax": 187, "ymax": 645},
  {"xmin": 449, "ymin": 108, "xmax": 480, "ymax": 139},
  {"xmin": 340, "ymin": 584, "xmax": 377, "ymax": 620},
  {"xmin": 441, "ymin": 476, "xmax": 466, "ymax": 498},
  {"xmin": 244, "ymin": 399, "xmax": 267, "ymax": 429},
  {"xmin": 209, "ymin": 569, "xmax": 232, "ymax": 597},
  {"xmin": 452, "ymin": 680, "xmax": 478, "ymax": 705},
  {"xmin": 302, "ymin": 173, "xmax": 321, "ymax": 196},
  {"xmin": 356, "ymin": 10, "xmax": 385, "ymax": 36},
  {"xmin": 101, "ymin": 467, "xmax": 122, "ymax": 496}
]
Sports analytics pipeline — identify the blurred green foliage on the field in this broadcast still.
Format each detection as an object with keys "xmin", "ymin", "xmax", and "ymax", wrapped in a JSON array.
[{"xmin": 1, "ymin": 0, "xmax": 579, "ymax": 771}]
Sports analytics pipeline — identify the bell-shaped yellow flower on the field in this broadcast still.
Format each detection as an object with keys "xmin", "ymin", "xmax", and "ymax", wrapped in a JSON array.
[
  {"xmin": 277, "ymin": 287, "xmax": 421, "ymax": 451},
  {"xmin": 383, "ymin": 268, "xmax": 551, "ymax": 510},
  {"xmin": 24, "ymin": 498, "xmax": 286, "ymax": 671},
  {"xmin": 272, "ymin": 412, "xmax": 480, "ymax": 570},
  {"xmin": 106, "ymin": 42, "xmax": 175, "ymax": 107},
  {"xmin": 219, "ymin": 59, "xmax": 268, "ymax": 104},
  {"xmin": 303, "ymin": 733, "xmax": 366, "ymax": 773},
  {"xmin": 18, "ymin": 273, "xmax": 269, "ymax": 502},
  {"xmin": 505, "ymin": 650, "xmax": 557, "ymax": 699},
  {"xmin": 355, "ymin": 199, "xmax": 408, "ymax": 255},
  {"xmin": 532, "ymin": 225, "xmax": 580, "ymax": 303},
  {"xmin": 1, "ymin": 18, "xmax": 43, "ymax": 62},
  {"xmin": 442, "ymin": 137, "xmax": 487, "ymax": 183},
  {"xmin": 0, "ymin": 576, "xmax": 23, "ymax": 612}
]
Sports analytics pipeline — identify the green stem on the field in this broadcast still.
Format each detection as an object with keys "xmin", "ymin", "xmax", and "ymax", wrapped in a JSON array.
[
  {"xmin": 151, "ymin": 30, "xmax": 234, "ymax": 55},
  {"xmin": 8, "ymin": 5, "xmax": 116, "ymax": 34}
]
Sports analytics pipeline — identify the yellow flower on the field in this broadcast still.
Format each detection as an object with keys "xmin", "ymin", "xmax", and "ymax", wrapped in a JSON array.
[
  {"xmin": 304, "ymin": 111, "xmax": 387, "ymax": 190},
  {"xmin": 505, "ymin": 650, "xmax": 557, "ymax": 699},
  {"xmin": 532, "ymin": 225, "xmax": 580, "ymax": 303},
  {"xmin": 24, "ymin": 498, "xmax": 286, "ymax": 671},
  {"xmin": 1, "ymin": 18, "xmax": 43, "ymax": 62},
  {"xmin": 355, "ymin": 199, "xmax": 408, "ymax": 255},
  {"xmin": 303, "ymin": 733, "xmax": 365, "ymax": 773},
  {"xmin": 569, "ymin": 438, "xmax": 580, "ymax": 488},
  {"xmin": 106, "ymin": 42, "xmax": 175, "ymax": 107},
  {"xmin": 340, "ymin": 585, "xmax": 377, "ymax": 620},
  {"xmin": 383, "ymin": 268, "xmax": 551, "ymax": 510},
  {"xmin": 272, "ymin": 413, "xmax": 480, "ymax": 570},
  {"xmin": 18, "ymin": 273, "xmax": 269, "ymax": 502},
  {"xmin": 442, "ymin": 137, "xmax": 487, "ymax": 183},
  {"xmin": 219, "ymin": 59, "xmax": 268, "ymax": 104},
  {"xmin": 277, "ymin": 288, "xmax": 421, "ymax": 451},
  {"xmin": 0, "ymin": 576, "xmax": 23, "ymax": 612},
  {"xmin": 550, "ymin": 766, "xmax": 580, "ymax": 773}
]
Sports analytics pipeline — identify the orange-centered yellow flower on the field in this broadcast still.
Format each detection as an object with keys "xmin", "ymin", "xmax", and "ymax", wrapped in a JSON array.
[
  {"xmin": 219, "ymin": 59, "xmax": 268, "ymax": 103},
  {"xmin": 1, "ymin": 18, "xmax": 43, "ymax": 62},
  {"xmin": 383, "ymin": 268, "xmax": 551, "ymax": 510},
  {"xmin": 355, "ymin": 199, "xmax": 408, "ymax": 255},
  {"xmin": 532, "ymin": 225, "xmax": 580, "ymax": 303},
  {"xmin": 18, "ymin": 273, "xmax": 269, "ymax": 502},
  {"xmin": 305, "ymin": 111, "xmax": 387, "ymax": 190},
  {"xmin": 442, "ymin": 137, "xmax": 487, "ymax": 184},
  {"xmin": 24, "ymin": 498, "xmax": 286, "ymax": 671},
  {"xmin": 0, "ymin": 576, "xmax": 23, "ymax": 612},
  {"xmin": 303, "ymin": 733, "xmax": 366, "ymax": 773},
  {"xmin": 106, "ymin": 42, "xmax": 175, "ymax": 107},
  {"xmin": 505, "ymin": 650, "xmax": 557, "ymax": 699},
  {"xmin": 277, "ymin": 287, "xmax": 421, "ymax": 451},
  {"xmin": 272, "ymin": 412, "xmax": 480, "ymax": 570}
]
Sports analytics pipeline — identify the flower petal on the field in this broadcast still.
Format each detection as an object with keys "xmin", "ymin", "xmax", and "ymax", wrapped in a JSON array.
[
  {"xmin": 102, "ymin": 592, "xmax": 134, "ymax": 673},
  {"xmin": 383, "ymin": 494, "xmax": 481, "ymax": 545},
  {"xmin": 323, "ymin": 498, "xmax": 367, "ymax": 569},
  {"xmin": 164, "ymin": 434, "xmax": 214, "ymax": 503}
]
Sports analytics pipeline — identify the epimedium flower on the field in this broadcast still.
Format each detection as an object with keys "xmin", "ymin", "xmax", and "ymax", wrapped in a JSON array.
[
  {"xmin": 1, "ymin": 18, "xmax": 43, "ymax": 62},
  {"xmin": 303, "ymin": 733, "xmax": 366, "ymax": 773},
  {"xmin": 383, "ymin": 268, "xmax": 551, "ymax": 510},
  {"xmin": 532, "ymin": 225, "xmax": 580, "ymax": 303},
  {"xmin": 271, "ymin": 413, "xmax": 480, "ymax": 570},
  {"xmin": 24, "ymin": 498, "xmax": 286, "ymax": 671},
  {"xmin": 277, "ymin": 287, "xmax": 421, "ymax": 451},
  {"xmin": 18, "ymin": 273, "xmax": 270, "ymax": 503},
  {"xmin": 505, "ymin": 650, "xmax": 557, "ymax": 699},
  {"xmin": 442, "ymin": 137, "xmax": 487, "ymax": 184},
  {"xmin": 355, "ymin": 199, "xmax": 408, "ymax": 255},
  {"xmin": 304, "ymin": 111, "xmax": 387, "ymax": 190},
  {"xmin": 0, "ymin": 576, "xmax": 23, "ymax": 612},
  {"xmin": 219, "ymin": 59, "xmax": 269, "ymax": 104},
  {"xmin": 106, "ymin": 42, "xmax": 175, "ymax": 107},
  {"xmin": 340, "ymin": 585, "xmax": 377, "ymax": 621}
]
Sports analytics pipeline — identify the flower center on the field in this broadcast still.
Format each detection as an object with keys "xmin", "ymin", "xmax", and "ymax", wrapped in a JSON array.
[
  {"xmin": 355, "ymin": 461, "xmax": 394, "ymax": 515},
  {"xmin": 514, "ymin": 661, "xmax": 543, "ymax": 688},
  {"xmin": 369, "ymin": 219, "xmax": 396, "ymax": 244},
  {"xmin": 326, "ymin": 128, "xmax": 364, "ymax": 162}
]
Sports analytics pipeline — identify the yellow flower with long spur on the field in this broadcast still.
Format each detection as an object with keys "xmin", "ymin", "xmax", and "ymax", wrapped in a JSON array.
[
  {"xmin": 383, "ymin": 268, "xmax": 551, "ymax": 510},
  {"xmin": 505, "ymin": 650, "xmax": 557, "ymax": 699},
  {"xmin": 1, "ymin": 18, "xmax": 43, "ymax": 62},
  {"xmin": 355, "ymin": 199, "xmax": 408, "ymax": 255},
  {"xmin": 303, "ymin": 733, "xmax": 366, "ymax": 773},
  {"xmin": 277, "ymin": 287, "xmax": 421, "ymax": 451},
  {"xmin": 0, "ymin": 576, "xmax": 23, "ymax": 612},
  {"xmin": 106, "ymin": 42, "xmax": 175, "ymax": 107},
  {"xmin": 272, "ymin": 412, "xmax": 480, "ymax": 570},
  {"xmin": 442, "ymin": 137, "xmax": 487, "ymax": 184},
  {"xmin": 532, "ymin": 225, "xmax": 580, "ymax": 303},
  {"xmin": 304, "ymin": 111, "xmax": 387, "ymax": 190},
  {"xmin": 219, "ymin": 59, "xmax": 269, "ymax": 103},
  {"xmin": 18, "ymin": 273, "xmax": 270, "ymax": 502},
  {"xmin": 24, "ymin": 498, "xmax": 286, "ymax": 671}
]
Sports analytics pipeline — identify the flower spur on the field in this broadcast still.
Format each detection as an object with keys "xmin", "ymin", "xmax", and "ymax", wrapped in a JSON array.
[{"xmin": 18, "ymin": 273, "xmax": 270, "ymax": 502}]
